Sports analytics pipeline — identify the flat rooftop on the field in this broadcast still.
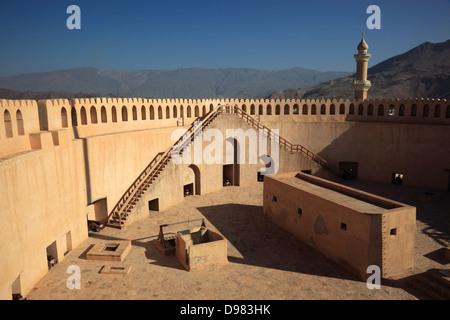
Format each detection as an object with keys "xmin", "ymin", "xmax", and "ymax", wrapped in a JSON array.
[{"xmin": 267, "ymin": 172, "xmax": 409, "ymax": 214}]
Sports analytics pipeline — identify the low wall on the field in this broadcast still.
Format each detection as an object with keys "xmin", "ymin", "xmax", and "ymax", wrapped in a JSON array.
[
  {"xmin": 176, "ymin": 227, "xmax": 228, "ymax": 271},
  {"xmin": 263, "ymin": 172, "xmax": 415, "ymax": 280}
]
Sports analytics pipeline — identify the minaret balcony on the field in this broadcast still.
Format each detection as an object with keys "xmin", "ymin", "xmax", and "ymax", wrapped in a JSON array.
[
  {"xmin": 352, "ymin": 80, "xmax": 372, "ymax": 91},
  {"xmin": 354, "ymin": 53, "xmax": 371, "ymax": 61}
]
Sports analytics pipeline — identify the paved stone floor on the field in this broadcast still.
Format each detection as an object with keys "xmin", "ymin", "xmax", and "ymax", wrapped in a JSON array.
[{"xmin": 26, "ymin": 180, "xmax": 449, "ymax": 300}]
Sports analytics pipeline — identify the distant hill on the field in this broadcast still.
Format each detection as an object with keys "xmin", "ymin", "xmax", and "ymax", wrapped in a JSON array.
[
  {"xmin": 266, "ymin": 39, "xmax": 450, "ymax": 100},
  {"xmin": 0, "ymin": 67, "xmax": 350, "ymax": 100},
  {"xmin": 0, "ymin": 87, "xmax": 106, "ymax": 100}
]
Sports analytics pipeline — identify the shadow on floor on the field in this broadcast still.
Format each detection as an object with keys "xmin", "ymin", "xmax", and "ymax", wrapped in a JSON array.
[
  {"xmin": 197, "ymin": 203, "xmax": 361, "ymax": 282},
  {"xmin": 197, "ymin": 202, "xmax": 450, "ymax": 299},
  {"xmin": 87, "ymin": 231, "xmax": 185, "ymax": 271}
]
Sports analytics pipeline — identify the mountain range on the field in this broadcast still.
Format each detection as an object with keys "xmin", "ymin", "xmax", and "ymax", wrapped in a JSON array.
[
  {"xmin": 0, "ymin": 67, "xmax": 350, "ymax": 100},
  {"xmin": 266, "ymin": 39, "xmax": 450, "ymax": 100},
  {"xmin": 1, "ymin": 39, "xmax": 448, "ymax": 101}
]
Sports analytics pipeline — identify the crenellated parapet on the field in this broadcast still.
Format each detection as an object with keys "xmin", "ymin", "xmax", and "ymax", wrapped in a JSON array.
[
  {"xmin": 0, "ymin": 99, "xmax": 40, "ymax": 158},
  {"xmin": 1, "ymin": 96, "xmax": 449, "ymax": 156},
  {"xmin": 0, "ymin": 99, "xmax": 40, "ymax": 137}
]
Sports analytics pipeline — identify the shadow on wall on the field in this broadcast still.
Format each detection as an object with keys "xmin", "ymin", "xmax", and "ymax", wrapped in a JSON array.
[
  {"xmin": 73, "ymin": 126, "xmax": 92, "ymax": 205},
  {"xmin": 196, "ymin": 203, "xmax": 360, "ymax": 282},
  {"xmin": 315, "ymin": 118, "xmax": 450, "ymax": 247},
  {"xmin": 340, "ymin": 179, "xmax": 450, "ymax": 249}
]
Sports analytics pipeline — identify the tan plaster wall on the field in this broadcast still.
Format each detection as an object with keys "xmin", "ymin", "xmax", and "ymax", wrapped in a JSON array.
[
  {"xmin": 0, "ymin": 129, "xmax": 87, "ymax": 299},
  {"xmin": 263, "ymin": 174, "xmax": 374, "ymax": 279},
  {"xmin": 382, "ymin": 207, "xmax": 416, "ymax": 278},
  {"xmin": 176, "ymin": 228, "xmax": 228, "ymax": 271},
  {"xmin": 263, "ymin": 173, "xmax": 415, "ymax": 280},
  {"xmin": 262, "ymin": 120, "xmax": 450, "ymax": 190},
  {"xmin": 84, "ymin": 126, "xmax": 178, "ymax": 213}
]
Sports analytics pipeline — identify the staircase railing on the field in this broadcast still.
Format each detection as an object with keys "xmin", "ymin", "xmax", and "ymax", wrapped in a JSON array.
[
  {"xmin": 107, "ymin": 104, "xmax": 338, "ymax": 227},
  {"xmin": 224, "ymin": 105, "xmax": 339, "ymax": 173},
  {"xmin": 106, "ymin": 106, "xmax": 222, "ymax": 227}
]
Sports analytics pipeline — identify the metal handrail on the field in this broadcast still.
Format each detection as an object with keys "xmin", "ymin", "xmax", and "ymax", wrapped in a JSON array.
[
  {"xmin": 108, "ymin": 104, "xmax": 337, "ymax": 227},
  {"xmin": 107, "ymin": 106, "xmax": 222, "ymax": 226},
  {"xmin": 227, "ymin": 105, "xmax": 335, "ymax": 170}
]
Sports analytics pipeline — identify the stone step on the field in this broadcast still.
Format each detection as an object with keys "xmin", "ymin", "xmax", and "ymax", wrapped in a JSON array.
[{"xmin": 407, "ymin": 269, "xmax": 450, "ymax": 300}]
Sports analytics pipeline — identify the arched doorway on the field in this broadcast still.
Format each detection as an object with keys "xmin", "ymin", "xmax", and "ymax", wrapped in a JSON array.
[
  {"xmin": 223, "ymin": 138, "xmax": 240, "ymax": 186},
  {"xmin": 184, "ymin": 165, "xmax": 201, "ymax": 197},
  {"xmin": 188, "ymin": 165, "xmax": 201, "ymax": 196}
]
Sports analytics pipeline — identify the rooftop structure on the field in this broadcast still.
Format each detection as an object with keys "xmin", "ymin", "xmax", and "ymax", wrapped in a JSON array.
[{"xmin": 263, "ymin": 172, "xmax": 416, "ymax": 280}]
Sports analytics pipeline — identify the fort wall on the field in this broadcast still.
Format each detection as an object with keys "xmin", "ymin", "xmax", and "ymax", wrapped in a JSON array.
[
  {"xmin": 0, "ymin": 96, "xmax": 448, "ymax": 299},
  {"xmin": 0, "ymin": 129, "xmax": 87, "ymax": 299}
]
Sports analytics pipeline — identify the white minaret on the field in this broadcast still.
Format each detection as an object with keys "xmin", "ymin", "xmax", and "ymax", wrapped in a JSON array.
[{"xmin": 352, "ymin": 33, "xmax": 372, "ymax": 101}]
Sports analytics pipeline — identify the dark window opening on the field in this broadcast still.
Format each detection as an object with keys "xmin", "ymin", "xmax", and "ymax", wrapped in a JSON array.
[
  {"xmin": 392, "ymin": 173, "xmax": 403, "ymax": 186},
  {"xmin": 298, "ymin": 208, "xmax": 303, "ymax": 217},
  {"xmin": 388, "ymin": 105, "xmax": 395, "ymax": 116},
  {"xmin": 223, "ymin": 164, "xmax": 237, "ymax": 186},
  {"xmin": 358, "ymin": 104, "xmax": 364, "ymax": 115},
  {"xmin": 423, "ymin": 105, "xmax": 429, "ymax": 117},
  {"xmin": 184, "ymin": 183, "xmax": 194, "ymax": 197},
  {"xmin": 341, "ymin": 223, "xmax": 347, "ymax": 231},
  {"xmin": 349, "ymin": 104, "xmax": 355, "ymax": 115},
  {"xmin": 149, "ymin": 199, "xmax": 159, "ymax": 212},
  {"xmin": 390, "ymin": 228, "xmax": 397, "ymax": 236},
  {"xmin": 46, "ymin": 241, "xmax": 58, "ymax": 270},
  {"xmin": 411, "ymin": 104, "xmax": 417, "ymax": 117},
  {"xmin": 11, "ymin": 275, "xmax": 22, "ymax": 300},
  {"xmin": 302, "ymin": 104, "xmax": 308, "ymax": 115},
  {"xmin": 272, "ymin": 196, "xmax": 277, "ymax": 202},
  {"xmin": 340, "ymin": 162, "xmax": 358, "ymax": 180},
  {"xmin": 257, "ymin": 172, "xmax": 264, "ymax": 182}
]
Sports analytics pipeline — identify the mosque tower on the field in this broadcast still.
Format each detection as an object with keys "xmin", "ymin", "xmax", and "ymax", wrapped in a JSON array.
[{"xmin": 352, "ymin": 33, "xmax": 372, "ymax": 101}]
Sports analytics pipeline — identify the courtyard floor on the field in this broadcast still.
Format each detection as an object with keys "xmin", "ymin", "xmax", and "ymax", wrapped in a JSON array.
[{"xmin": 25, "ymin": 180, "xmax": 449, "ymax": 300}]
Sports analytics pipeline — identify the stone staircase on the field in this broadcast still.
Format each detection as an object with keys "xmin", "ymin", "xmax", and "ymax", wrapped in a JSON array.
[
  {"xmin": 106, "ymin": 107, "xmax": 222, "ymax": 228},
  {"xmin": 407, "ymin": 269, "xmax": 450, "ymax": 300},
  {"xmin": 226, "ymin": 105, "xmax": 340, "ymax": 176},
  {"xmin": 106, "ymin": 104, "xmax": 338, "ymax": 229}
]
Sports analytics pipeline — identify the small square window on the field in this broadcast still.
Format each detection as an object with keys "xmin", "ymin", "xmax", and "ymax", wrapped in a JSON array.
[
  {"xmin": 390, "ymin": 228, "xmax": 397, "ymax": 236},
  {"xmin": 341, "ymin": 223, "xmax": 347, "ymax": 230},
  {"xmin": 257, "ymin": 172, "xmax": 264, "ymax": 182},
  {"xmin": 298, "ymin": 208, "xmax": 303, "ymax": 217},
  {"xmin": 392, "ymin": 173, "xmax": 403, "ymax": 185},
  {"xmin": 272, "ymin": 196, "xmax": 277, "ymax": 202}
]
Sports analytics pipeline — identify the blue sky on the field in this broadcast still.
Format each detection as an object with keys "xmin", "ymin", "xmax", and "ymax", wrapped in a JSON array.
[{"xmin": 0, "ymin": 0, "xmax": 449, "ymax": 76}]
